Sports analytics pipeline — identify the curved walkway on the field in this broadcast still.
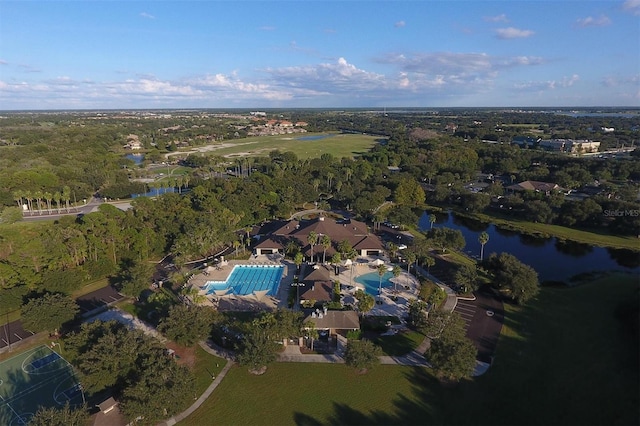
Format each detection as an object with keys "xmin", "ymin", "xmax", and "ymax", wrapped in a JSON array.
[{"xmin": 158, "ymin": 340, "xmax": 234, "ymax": 426}]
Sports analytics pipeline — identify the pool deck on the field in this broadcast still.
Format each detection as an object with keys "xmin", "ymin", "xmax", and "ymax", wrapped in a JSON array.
[
  {"xmin": 187, "ymin": 255, "xmax": 294, "ymax": 311},
  {"xmin": 187, "ymin": 254, "xmax": 419, "ymax": 317}
]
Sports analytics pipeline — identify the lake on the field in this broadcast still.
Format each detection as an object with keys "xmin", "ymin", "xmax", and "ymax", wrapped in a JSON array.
[
  {"xmin": 418, "ymin": 211, "xmax": 640, "ymax": 282},
  {"xmin": 125, "ymin": 153, "xmax": 145, "ymax": 165},
  {"xmin": 131, "ymin": 187, "xmax": 176, "ymax": 198},
  {"xmin": 296, "ymin": 134, "xmax": 334, "ymax": 141}
]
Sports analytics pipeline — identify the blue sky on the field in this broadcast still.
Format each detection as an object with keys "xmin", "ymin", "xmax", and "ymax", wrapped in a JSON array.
[{"xmin": 1, "ymin": 0, "xmax": 638, "ymax": 109}]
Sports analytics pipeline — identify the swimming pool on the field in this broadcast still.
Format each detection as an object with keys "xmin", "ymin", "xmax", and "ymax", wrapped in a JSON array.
[
  {"xmin": 354, "ymin": 271, "xmax": 395, "ymax": 296},
  {"xmin": 204, "ymin": 265, "xmax": 284, "ymax": 296}
]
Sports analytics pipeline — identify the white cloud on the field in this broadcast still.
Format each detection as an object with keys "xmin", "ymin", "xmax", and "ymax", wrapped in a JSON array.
[
  {"xmin": 394, "ymin": 20, "xmax": 406, "ymax": 28},
  {"xmin": 622, "ymin": 0, "xmax": 640, "ymax": 15},
  {"xmin": 495, "ymin": 27, "xmax": 535, "ymax": 39},
  {"xmin": 140, "ymin": 12, "xmax": 155, "ymax": 19},
  {"xmin": 576, "ymin": 15, "xmax": 611, "ymax": 27},
  {"xmin": 484, "ymin": 14, "xmax": 509, "ymax": 23},
  {"xmin": 264, "ymin": 57, "xmax": 386, "ymax": 93},
  {"xmin": 515, "ymin": 74, "xmax": 580, "ymax": 91},
  {"xmin": 0, "ymin": 60, "xmax": 8, "ymax": 65}
]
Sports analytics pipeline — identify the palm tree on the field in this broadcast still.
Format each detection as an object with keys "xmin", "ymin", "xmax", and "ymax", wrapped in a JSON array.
[
  {"xmin": 392, "ymin": 264, "xmax": 402, "ymax": 293},
  {"xmin": 387, "ymin": 242, "xmax": 398, "ymax": 261},
  {"xmin": 23, "ymin": 190, "xmax": 33, "ymax": 214},
  {"xmin": 53, "ymin": 191, "xmax": 61, "ymax": 213},
  {"xmin": 307, "ymin": 231, "xmax": 318, "ymax": 263},
  {"xmin": 343, "ymin": 167, "xmax": 352, "ymax": 182},
  {"xmin": 232, "ymin": 240, "xmax": 241, "ymax": 256},
  {"xmin": 294, "ymin": 252, "xmax": 303, "ymax": 274},
  {"xmin": 326, "ymin": 171, "xmax": 334, "ymax": 191},
  {"xmin": 320, "ymin": 234, "xmax": 331, "ymax": 264},
  {"xmin": 312, "ymin": 179, "xmax": 321, "ymax": 193},
  {"xmin": 478, "ymin": 231, "xmax": 489, "ymax": 261},
  {"xmin": 33, "ymin": 190, "xmax": 43, "ymax": 214},
  {"xmin": 429, "ymin": 214, "xmax": 437, "ymax": 229},
  {"xmin": 176, "ymin": 176, "xmax": 184, "ymax": 194},
  {"xmin": 376, "ymin": 263, "xmax": 388, "ymax": 300},
  {"xmin": 425, "ymin": 255, "xmax": 435, "ymax": 274},
  {"xmin": 405, "ymin": 251, "xmax": 416, "ymax": 276},
  {"xmin": 13, "ymin": 190, "xmax": 23, "ymax": 209},
  {"xmin": 43, "ymin": 191, "xmax": 52, "ymax": 214},
  {"xmin": 62, "ymin": 186, "xmax": 71, "ymax": 212}
]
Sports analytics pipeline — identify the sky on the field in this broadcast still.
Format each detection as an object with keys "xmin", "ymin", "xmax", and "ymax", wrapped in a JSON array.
[{"xmin": 0, "ymin": 0, "xmax": 639, "ymax": 109}]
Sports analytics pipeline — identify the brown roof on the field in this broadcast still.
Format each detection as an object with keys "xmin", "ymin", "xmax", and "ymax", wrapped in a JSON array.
[
  {"xmin": 300, "ymin": 265, "xmax": 333, "ymax": 302},
  {"xmin": 254, "ymin": 236, "xmax": 285, "ymax": 250},
  {"xmin": 353, "ymin": 234, "xmax": 385, "ymax": 250},
  {"xmin": 299, "ymin": 281, "xmax": 333, "ymax": 302},
  {"xmin": 304, "ymin": 310, "xmax": 360, "ymax": 330},
  {"xmin": 265, "ymin": 216, "xmax": 383, "ymax": 256},
  {"xmin": 507, "ymin": 180, "xmax": 562, "ymax": 192}
]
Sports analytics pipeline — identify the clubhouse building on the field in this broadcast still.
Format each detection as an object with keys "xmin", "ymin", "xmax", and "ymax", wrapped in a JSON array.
[{"xmin": 252, "ymin": 216, "xmax": 384, "ymax": 259}]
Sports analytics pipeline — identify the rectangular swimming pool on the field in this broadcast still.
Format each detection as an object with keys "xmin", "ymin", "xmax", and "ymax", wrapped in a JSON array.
[{"xmin": 204, "ymin": 265, "xmax": 284, "ymax": 296}]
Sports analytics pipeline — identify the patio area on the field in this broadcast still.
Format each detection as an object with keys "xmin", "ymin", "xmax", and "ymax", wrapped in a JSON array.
[{"xmin": 335, "ymin": 257, "xmax": 420, "ymax": 319}]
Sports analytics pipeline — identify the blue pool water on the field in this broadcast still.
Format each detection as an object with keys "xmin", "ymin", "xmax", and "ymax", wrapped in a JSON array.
[
  {"xmin": 204, "ymin": 265, "xmax": 284, "ymax": 296},
  {"xmin": 354, "ymin": 271, "xmax": 395, "ymax": 296}
]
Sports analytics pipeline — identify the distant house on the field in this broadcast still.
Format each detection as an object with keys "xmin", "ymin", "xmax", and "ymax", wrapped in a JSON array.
[
  {"xmin": 303, "ymin": 310, "xmax": 360, "ymax": 336},
  {"xmin": 253, "ymin": 216, "xmax": 384, "ymax": 259},
  {"xmin": 124, "ymin": 134, "xmax": 142, "ymax": 150},
  {"xmin": 507, "ymin": 180, "xmax": 564, "ymax": 195},
  {"xmin": 512, "ymin": 136, "xmax": 539, "ymax": 148}
]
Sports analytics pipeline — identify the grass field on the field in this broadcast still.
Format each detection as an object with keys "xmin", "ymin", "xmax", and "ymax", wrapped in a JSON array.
[
  {"xmin": 175, "ymin": 132, "xmax": 383, "ymax": 160},
  {"xmin": 182, "ymin": 272, "xmax": 638, "ymax": 426},
  {"xmin": 0, "ymin": 345, "xmax": 84, "ymax": 425}
]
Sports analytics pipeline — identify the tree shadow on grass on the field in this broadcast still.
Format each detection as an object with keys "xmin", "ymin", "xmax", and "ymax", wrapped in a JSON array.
[{"xmin": 294, "ymin": 367, "xmax": 442, "ymax": 426}]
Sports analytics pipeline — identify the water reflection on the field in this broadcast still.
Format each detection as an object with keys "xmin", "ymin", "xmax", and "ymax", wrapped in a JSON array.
[
  {"xmin": 555, "ymin": 240, "xmax": 593, "ymax": 257},
  {"xmin": 418, "ymin": 211, "xmax": 640, "ymax": 281},
  {"xmin": 451, "ymin": 215, "xmax": 490, "ymax": 232},
  {"xmin": 607, "ymin": 248, "xmax": 640, "ymax": 268},
  {"xmin": 518, "ymin": 234, "xmax": 551, "ymax": 247}
]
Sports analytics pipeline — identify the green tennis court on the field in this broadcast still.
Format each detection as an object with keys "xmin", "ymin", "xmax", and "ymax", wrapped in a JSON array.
[{"xmin": 0, "ymin": 345, "xmax": 84, "ymax": 425}]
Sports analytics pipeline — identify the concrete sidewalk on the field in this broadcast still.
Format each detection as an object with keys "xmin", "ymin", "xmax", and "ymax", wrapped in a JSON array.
[{"xmin": 159, "ymin": 340, "xmax": 234, "ymax": 426}]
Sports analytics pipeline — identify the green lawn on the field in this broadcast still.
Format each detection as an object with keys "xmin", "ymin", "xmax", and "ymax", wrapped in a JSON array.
[
  {"xmin": 181, "ymin": 272, "xmax": 638, "ymax": 426},
  {"xmin": 192, "ymin": 345, "xmax": 227, "ymax": 396},
  {"xmin": 177, "ymin": 132, "xmax": 382, "ymax": 160},
  {"xmin": 376, "ymin": 330, "xmax": 425, "ymax": 356}
]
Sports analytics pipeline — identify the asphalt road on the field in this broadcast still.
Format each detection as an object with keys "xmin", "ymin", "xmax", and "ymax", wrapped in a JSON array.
[{"xmin": 20, "ymin": 198, "xmax": 132, "ymax": 222}]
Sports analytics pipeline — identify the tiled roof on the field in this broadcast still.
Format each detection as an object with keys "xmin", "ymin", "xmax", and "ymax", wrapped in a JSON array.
[{"xmin": 304, "ymin": 310, "xmax": 360, "ymax": 330}]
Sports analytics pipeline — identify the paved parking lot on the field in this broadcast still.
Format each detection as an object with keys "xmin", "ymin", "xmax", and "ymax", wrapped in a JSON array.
[
  {"xmin": 454, "ymin": 288, "xmax": 504, "ymax": 364},
  {"xmin": 454, "ymin": 299, "xmax": 478, "ymax": 331},
  {"xmin": 76, "ymin": 285, "xmax": 124, "ymax": 315},
  {"xmin": 0, "ymin": 320, "xmax": 36, "ymax": 349}
]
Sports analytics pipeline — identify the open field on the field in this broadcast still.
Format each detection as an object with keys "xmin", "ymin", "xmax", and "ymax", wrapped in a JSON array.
[
  {"xmin": 182, "ymin": 272, "xmax": 638, "ymax": 426},
  {"xmin": 168, "ymin": 132, "xmax": 383, "ymax": 160}
]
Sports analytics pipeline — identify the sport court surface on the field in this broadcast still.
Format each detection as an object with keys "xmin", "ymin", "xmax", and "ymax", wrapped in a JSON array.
[{"xmin": 0, "ymin": 345, "xmax": 84, "ymax": 425}]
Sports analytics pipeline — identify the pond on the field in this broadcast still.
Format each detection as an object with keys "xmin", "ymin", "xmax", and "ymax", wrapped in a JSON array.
[
  {"xmin": 418, "ymin": 211, "xmax": 640, "ymax": 282},
  {"xmin": 125, "ymin": 153, "xmax": 145, "ymax": 165},
  {"xmin": 131, "ymin": 187, "xmax": 176, "ymax": 198},
  {"xmin": 296, "ymin": 134, "xmax": 334, "ymax": 141}
]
